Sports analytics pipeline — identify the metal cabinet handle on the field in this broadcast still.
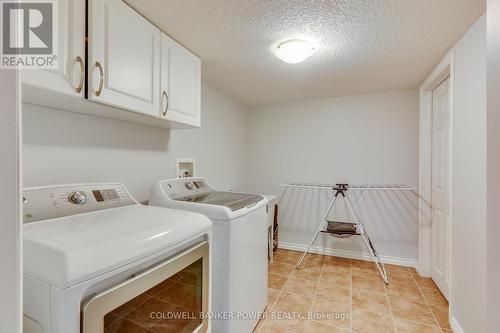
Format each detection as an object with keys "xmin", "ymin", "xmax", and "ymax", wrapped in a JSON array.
[
  {"xmin": 162, "ymin": 90, "xmax": 169, "ymax": 116},
  {"xmin": 75, "ymin": 56, "xmax": 84, "ymax": 93},
  {"xmin": 94, "ymin": 61, "xmax": 104, "ymax": 97}
]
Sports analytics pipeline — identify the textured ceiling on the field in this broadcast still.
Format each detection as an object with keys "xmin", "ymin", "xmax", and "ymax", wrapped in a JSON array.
[{"xmin": 125, "ymin": 0, "xmax": 485, "ymax": 106}]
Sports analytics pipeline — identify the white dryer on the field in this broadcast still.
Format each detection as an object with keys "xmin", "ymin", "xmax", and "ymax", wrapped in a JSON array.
[
  {"xmin": 150, "ymin": 177, "xmax": 268, "ymax": 333},
  {"xmin": 23, "ymin": 183, "xmax": 212, "ymax": 333}
]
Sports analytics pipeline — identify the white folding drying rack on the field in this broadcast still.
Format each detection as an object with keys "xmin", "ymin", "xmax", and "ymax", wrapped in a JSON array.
[{"xmin": 278, "ymin": 182, "xmax": 418, "ymax": 284}]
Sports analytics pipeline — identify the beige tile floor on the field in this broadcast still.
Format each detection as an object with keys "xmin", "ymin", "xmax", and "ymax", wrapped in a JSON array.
[{"xmin": 255, "ymin": 249, "xmax": 451, "ymax": 333}]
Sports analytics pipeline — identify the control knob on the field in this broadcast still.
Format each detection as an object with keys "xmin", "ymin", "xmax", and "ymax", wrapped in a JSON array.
[{"xmin": 68, "ymin": 191, "xmax": 87, "ymax": 205}]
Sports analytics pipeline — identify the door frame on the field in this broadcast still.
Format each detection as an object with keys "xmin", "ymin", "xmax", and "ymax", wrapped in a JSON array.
[
  {"xmin": 418, "ymin": 50, "xmax": 455, "ymax": 303},
  {"xmin": 0, "ymin": 67, "xmax": 22, "ymax": 332},
  {"xmin": 418, "ymin": 50, "xmax": 454, "ymax": 285}
]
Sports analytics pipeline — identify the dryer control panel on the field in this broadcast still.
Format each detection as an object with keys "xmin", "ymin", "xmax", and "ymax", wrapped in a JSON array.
[{"xmin": 23, "ymin": 183, "xmax": 136, "ymax": 223}]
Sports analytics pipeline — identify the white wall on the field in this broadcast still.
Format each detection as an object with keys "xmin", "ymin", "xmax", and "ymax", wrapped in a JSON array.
[
  {"xmin": 245, "ymin": 90, "xmax": 419, "ymax": 265},
  {"xmin": 0, "ymin": 69, "xmax": 22, "ymax": 332},
  {"xmin": 451, "ymin": 16, "xmax": 487, "ymax": 333},
  {"xmin": 22, "ymin": 83, "xmax": 249, "ymax": 202},
  {"xmin": 487, "ymin": 1, "xmax": 500, "ymax": 331}
]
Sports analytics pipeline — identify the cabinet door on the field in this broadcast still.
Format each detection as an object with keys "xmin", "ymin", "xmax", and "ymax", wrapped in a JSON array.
[
  {"xmin": 89, "ymin": 0, "xmax": 160, "ymax": 117},
  {"xmin": 22, "ymin": 0, "xmax": 85, "ymax": 98},
  {"xmin": 161, "ymin": 34, "xmax": 201, "ymax": 127}
]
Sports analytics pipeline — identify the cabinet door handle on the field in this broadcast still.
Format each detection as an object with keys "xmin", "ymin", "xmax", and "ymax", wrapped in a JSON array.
[
  {"xmin": 75, "ymin": 56, "xmax": 85, "ymax": 93},
  {"xmin": 94, "ymin": 61, "xmax": 104, "ymax": 97},
  {"xmin": 162, "ymin": 90, "xmax": 169, "ymax": 116}
]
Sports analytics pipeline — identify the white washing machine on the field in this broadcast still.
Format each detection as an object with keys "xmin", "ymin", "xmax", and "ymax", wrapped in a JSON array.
[
  {"xmin": 23, "ymin": 183, "xmax": 212, "ymax": 333},
  {"xmin": 150, "ymin": 177, "xmax": 268, "ymax": 333}
]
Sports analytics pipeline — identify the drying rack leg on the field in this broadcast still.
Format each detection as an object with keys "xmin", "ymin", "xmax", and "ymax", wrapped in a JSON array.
[
  {"xmin": 296, "ymin": 194, "xmax": 338, "ymax": 270},
  {"xmin": 360, "ymin": 230, "xmax": 388, "ymax": 284},
  {"xmin": 344, "ymin": 195, "xmax": 389, "ymax": 284}
]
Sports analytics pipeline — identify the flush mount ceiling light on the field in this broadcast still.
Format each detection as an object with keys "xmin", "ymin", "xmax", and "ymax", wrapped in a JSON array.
[{"xmin": 273, "ymin": 39, "xmax": 316, "ymax": 64}]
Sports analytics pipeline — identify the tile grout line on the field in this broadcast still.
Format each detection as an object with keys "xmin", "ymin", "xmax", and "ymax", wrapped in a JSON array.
[
  {"xmin": 261, "ymin": 251, "xmax": 300, "ymax": 331},
  {"xmin": 390, "ymin": 267, "xmax": 448, "ymax": 330},
  {"xmin": 385, "ymin": 269, "xmax": 399, "ymax": 332},
  {"xmin": 354, "ymin": 264, "xmax": 430, "ymax": 332},
  {"xmin": 353, "ymin": 262, "xmax": 395, "ymax": 332},
  {"xmin": 312, "ymin": 254, "xmax": 325, "ymax": 308},
  {"xmin": 265, "ymin": 253, "xmax": 289, "ymax": 330},
  {"xmin": 313, "ymin": 256, "xmax": 353, "ymax": 331},
  {"xmin": 409, "ymin": 269, "xmax": 442, "ymax": 330},
  {"xmin": 281, "ymin": 252, "xmax": 322, "ymax": 330},
  {"xmin": 307, "ymin": 253, "xmax": 325, "ymax": 329}
]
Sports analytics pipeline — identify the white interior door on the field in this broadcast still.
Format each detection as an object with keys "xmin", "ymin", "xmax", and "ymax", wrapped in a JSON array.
[{"xmin": 431, "ymin": 77, "xmax": 452, "ymax": 299}]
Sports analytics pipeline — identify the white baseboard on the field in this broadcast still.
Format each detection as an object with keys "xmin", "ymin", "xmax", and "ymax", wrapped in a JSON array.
[
  {"xmin": 278, "ymin": 241, "xmax": 417, "ymax": 268},
  {"xmin": 450, "ymin": 316, "xmax": 465, "ymax": 333}
]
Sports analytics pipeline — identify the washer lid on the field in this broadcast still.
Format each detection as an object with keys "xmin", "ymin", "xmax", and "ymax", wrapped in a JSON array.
[
  {"xmin": 23, "ymin": 205, "xmax": 211, "ymax": 289},
  {"xmin": 174, "ymin": 191, "xmax": 263, "ymax": 211},
  {"xmin": 150, "ymin": 178, "xmax": 268, "ymax": 220}
]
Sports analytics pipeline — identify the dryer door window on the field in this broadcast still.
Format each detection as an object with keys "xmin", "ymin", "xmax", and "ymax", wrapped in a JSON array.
[{"xmin": 81, "ymin": 242, "xmax": 209, "ymax": 333}]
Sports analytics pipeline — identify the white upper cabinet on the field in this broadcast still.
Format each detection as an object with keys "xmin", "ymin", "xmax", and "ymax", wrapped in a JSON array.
[
  {"xmin": 161, "ymin": 34, "xmax": 201, "ymax": 127},
  {"xmin": 22, "ymin": 0, "xmax": 201, "ymax": 129},
  {"xmin": 22, "ymin": 0, "xmax": 85, "ymax": 98},
  {"xmin": 88, "ymin": 0, "xmax": 160, "ymax": 117}
]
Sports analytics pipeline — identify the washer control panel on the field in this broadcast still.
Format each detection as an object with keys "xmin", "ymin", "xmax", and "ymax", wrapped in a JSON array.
[
  {"xmin": 162, "ymin": 177, "xmax": 212, "ymax": 199},
  {"xmin": 23, "ymin": 183, "xmax": 135, "ymax": 223}
]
